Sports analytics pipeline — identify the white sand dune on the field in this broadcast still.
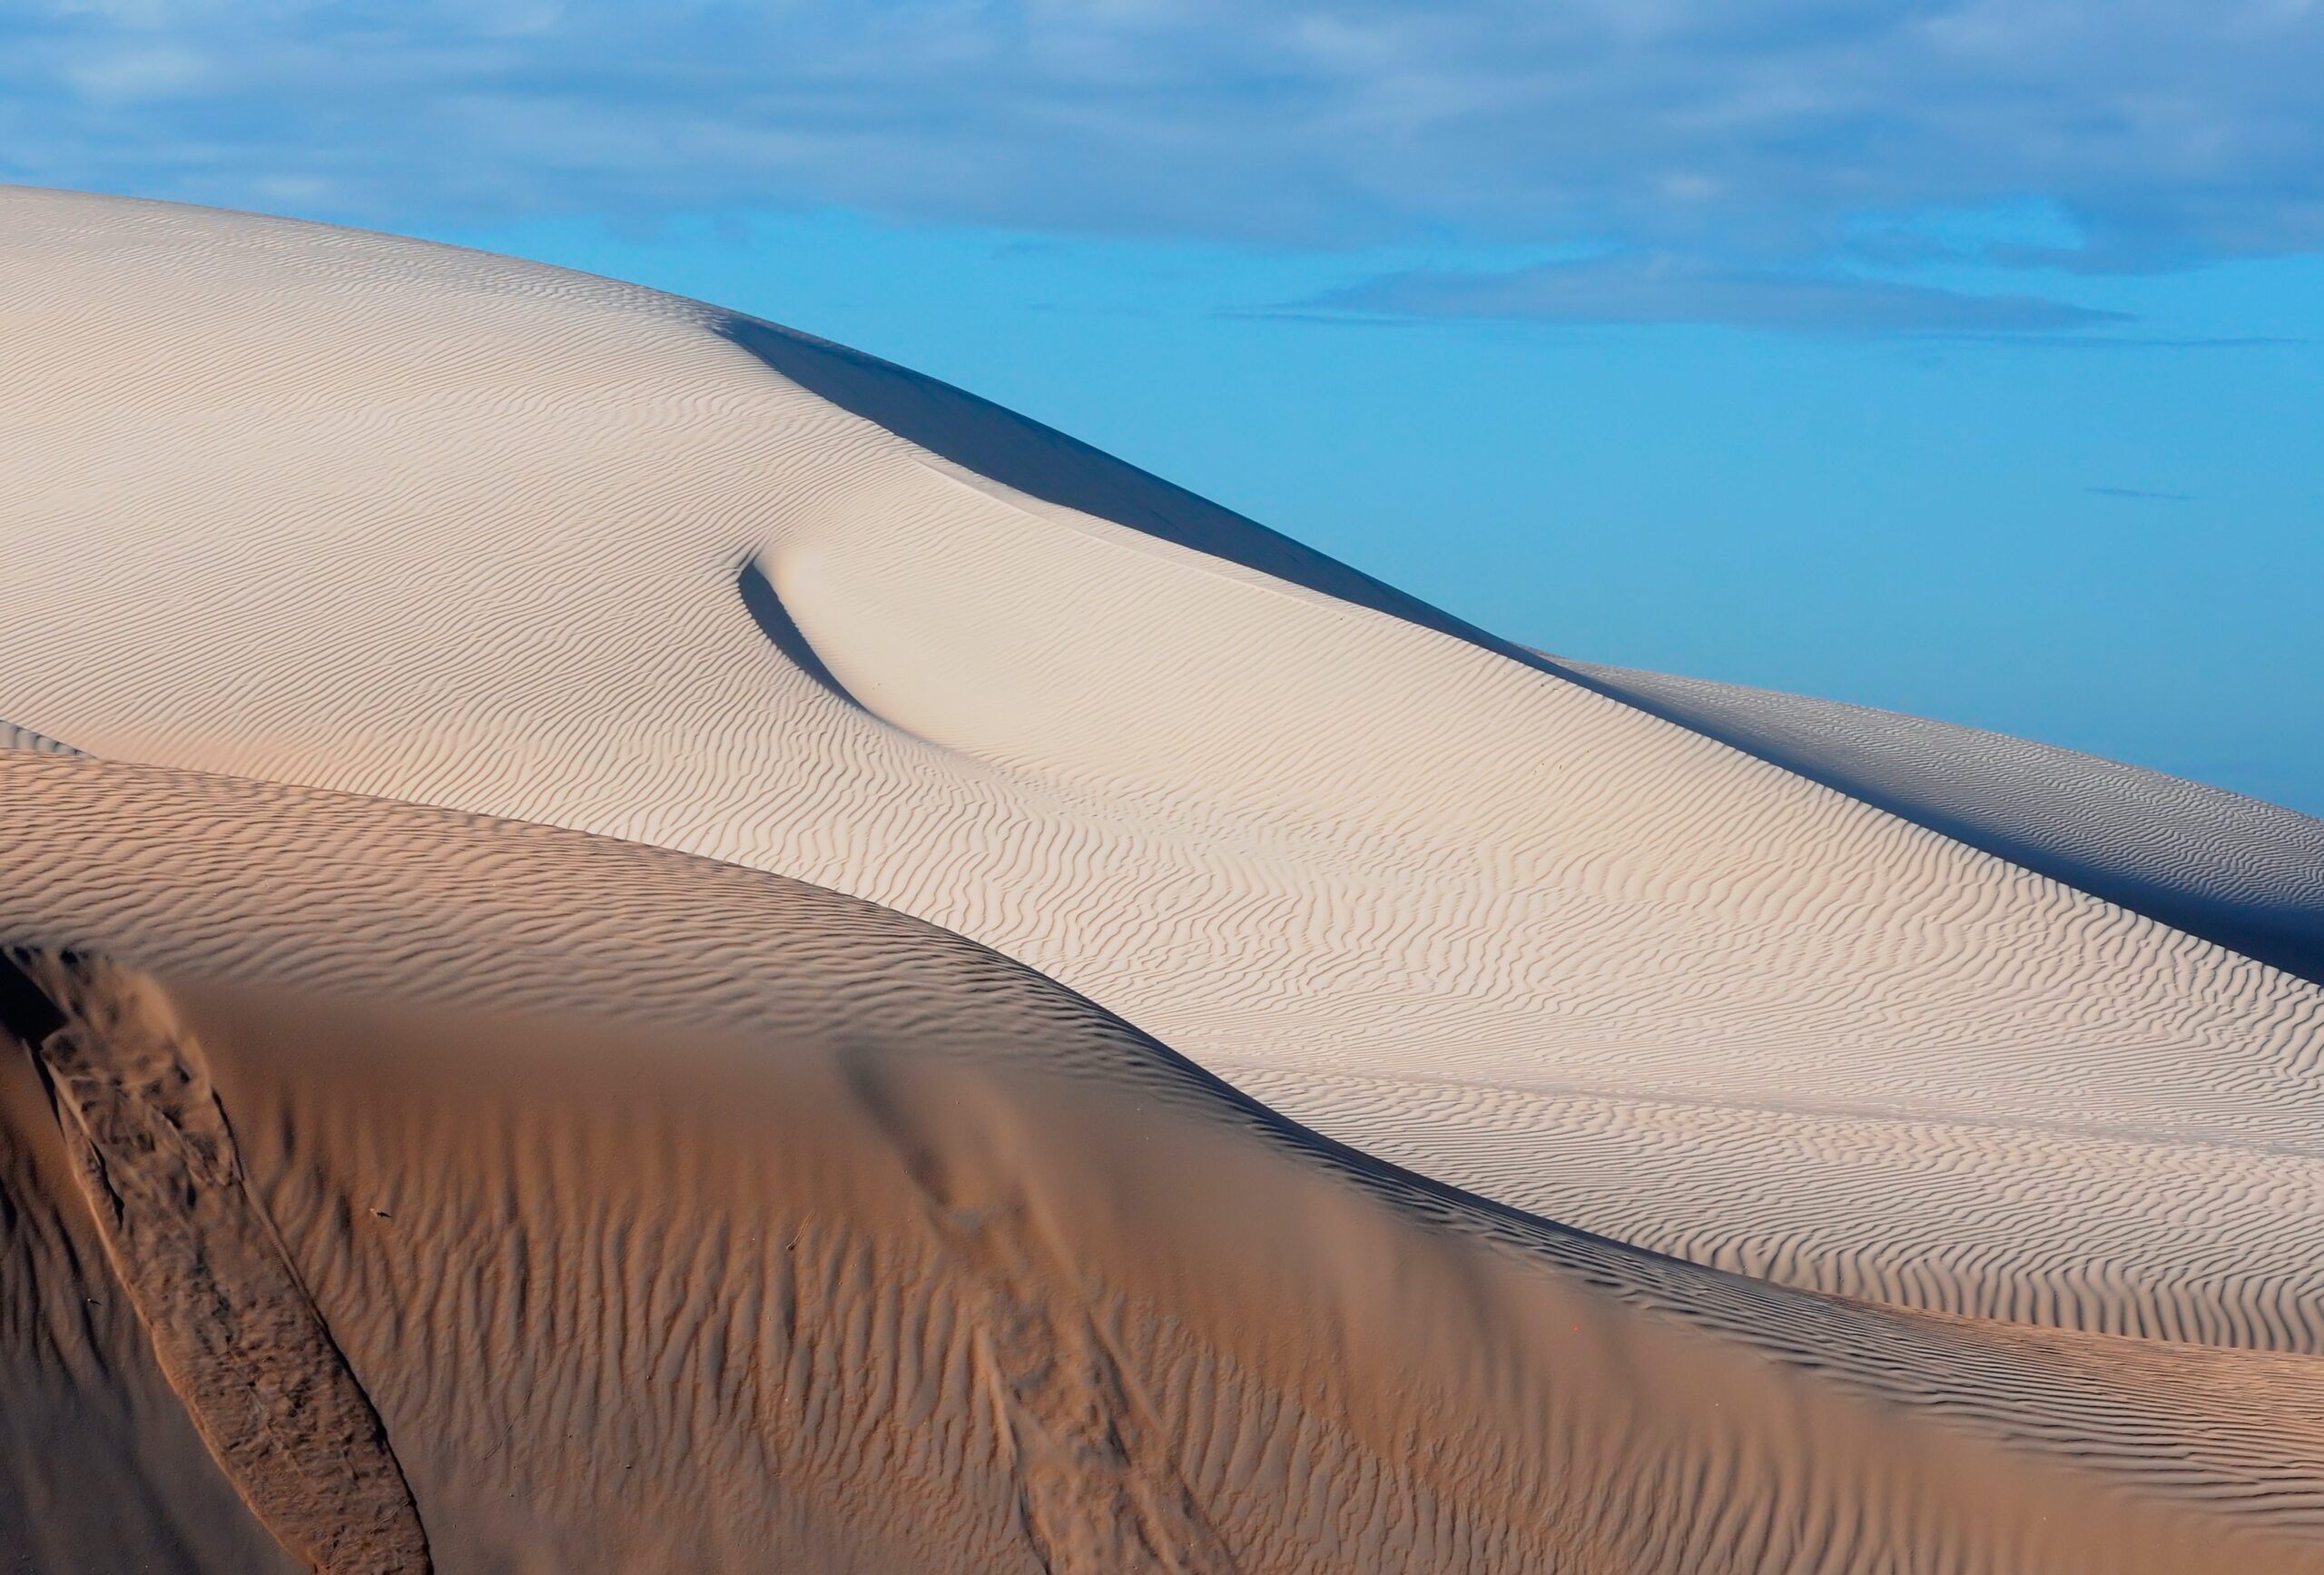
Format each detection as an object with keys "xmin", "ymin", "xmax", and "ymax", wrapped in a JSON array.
[
  {"xmin": 4, "ymin": 185, "xmax": 2324, "ymax": 1570},
  {"xmin": 5, "ymin": 751, "xmax": 2324, "ymax": 1573},
  {"xmin": 1565, "ymin": 659, "xmax": 2324, "ymax": 988},
  {"xmin": 6, "ymin": 186, "xmax": 2323, "ymax": 1352}
]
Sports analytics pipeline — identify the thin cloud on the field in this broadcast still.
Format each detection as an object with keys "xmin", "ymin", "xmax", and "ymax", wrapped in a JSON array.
[
  {"xmin": 0, "ymin": 0, "xmax": 2320, "ymax": 277},
  {"xmin": 2088, "ymin": 485, "xmax": 2195, "ymax": 502},
  {"xmin": 1916, "ymin": 333, "xmax": 2307, "ymax": 349},
  {"xmin": 1302, "ymin": 256, "xmax": 2129, "ymax": 337}
]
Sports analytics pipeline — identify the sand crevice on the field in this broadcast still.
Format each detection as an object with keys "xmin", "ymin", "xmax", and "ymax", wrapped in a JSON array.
[
  {"xmin": 847, "ymin": 1052, "xmax": 1239, "ymax": 1574},
  {"xmin": 0, "ymin": 948, "xmax": 430, "ymax": 1575}
]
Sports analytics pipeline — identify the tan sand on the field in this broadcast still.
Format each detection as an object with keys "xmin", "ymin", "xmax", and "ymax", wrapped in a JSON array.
[{"xmin": 4, "ymin": 751, "xmax": 2323, "ymax": 1573}]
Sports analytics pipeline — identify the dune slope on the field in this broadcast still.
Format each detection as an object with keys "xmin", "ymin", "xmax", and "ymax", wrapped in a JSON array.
[
  {"xmin": 1566, "ymin": 659, "xmax": 2324, "ymax": 987},
  {"xmin": 5, "ymin": 751, "xmax": 2324, "ymax": 1574},
  {"xmin": 3, "ymin": 186, "xmax": 2324, "ymax": 1359}
]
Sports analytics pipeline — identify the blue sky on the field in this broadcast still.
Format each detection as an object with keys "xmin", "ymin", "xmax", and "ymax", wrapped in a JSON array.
[{"xmin": 6, "ymin": 2, "xmax": 2321, "ymax": 812}]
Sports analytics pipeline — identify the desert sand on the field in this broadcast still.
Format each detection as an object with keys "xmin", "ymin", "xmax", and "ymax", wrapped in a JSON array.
[{"xmin": 4, "ymin": 186, "xmax": 2324, "ymax": 1571}]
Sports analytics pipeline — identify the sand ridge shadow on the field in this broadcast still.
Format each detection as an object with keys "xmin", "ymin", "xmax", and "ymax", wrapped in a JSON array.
[
  {"xmin": 713, "ymin": 313, "xmax": 1527, "ymax": 657},
  {"xmin": 734, "ymin": 552, "xmax": 873, "ymax": 716}
]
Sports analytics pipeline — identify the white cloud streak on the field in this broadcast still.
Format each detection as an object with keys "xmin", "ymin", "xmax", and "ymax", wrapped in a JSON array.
[{"xmin": 4, "ymin": 1, "xmax": 2319, "ymax": 311}]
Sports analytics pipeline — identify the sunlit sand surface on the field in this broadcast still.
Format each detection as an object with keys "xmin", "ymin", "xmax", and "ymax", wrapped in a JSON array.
[{"xmin": 5, "ymin": 187, "xmax": 2322, "ymax": 1571}]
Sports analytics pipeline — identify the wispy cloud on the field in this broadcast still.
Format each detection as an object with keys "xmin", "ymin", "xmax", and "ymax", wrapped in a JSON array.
[
  {"xmin": 3, "ymin": 2, "xmax": 2321, "ymax": 285},
  {"xmin": 1301, "ymin": 255, "xmax": 2129, "ymax": 336},
  {"xmin": 2088, "ymin": 485, "xmax": 2195, "ymax": 502}
]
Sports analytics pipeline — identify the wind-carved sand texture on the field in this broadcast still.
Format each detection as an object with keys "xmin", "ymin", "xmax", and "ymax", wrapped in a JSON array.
[
  {"xmin": 5, "ymin": 753, "xmax": 2324, "ymax": 1572},
  {"xmin": 1560, "ymin": 658, "xmax": 2324, "ymax": 988},
  {"xmin": 3, "ymin": 186, "xmax": 2324, "ymax": 1570},
  {"xmin": 0, "ymin": 950, "xmax": 429, "ymax": 1572}
]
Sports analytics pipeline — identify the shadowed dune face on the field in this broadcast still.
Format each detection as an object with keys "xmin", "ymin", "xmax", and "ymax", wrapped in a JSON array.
[
  {"xmin": 709, "ymin": 313, "xmax": 1491, "ymax": 651},
  {"xmin": 5, "ymin": 187, "xmax": 2324, "ymax": 1355},
  {"xmin": 0, "ymin": 720, "xmax": 79, "ymax": 755},
  {"xmin": 0, "ymin": 950, "xmax": 428, "ymax": 1571},
  {"xmin": 0, "ymin": 970, "xmax": 309, "ymax": 1575},
  {"xmin": 6, "ymin": 753, "xmax": 2324, "ymax": 1574}
]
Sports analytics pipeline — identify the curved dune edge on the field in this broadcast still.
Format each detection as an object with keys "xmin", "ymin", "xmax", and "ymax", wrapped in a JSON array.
[
  {"xmin": 1563, "ymin": 659, "xmax": 2324, "ymax": 988},
  {"xmin": 4, "ymin": 751, "xmax": 2324, "ymax": 1573},
  {"xmin": 5, "ymin": 185, "xmax": 2324, "ymax": 1356}
]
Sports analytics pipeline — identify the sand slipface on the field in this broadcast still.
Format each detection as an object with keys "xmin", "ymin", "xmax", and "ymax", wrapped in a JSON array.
[{"xmin": 3, "ymin": 187, "xmax": 2324, "ymax": 1570}]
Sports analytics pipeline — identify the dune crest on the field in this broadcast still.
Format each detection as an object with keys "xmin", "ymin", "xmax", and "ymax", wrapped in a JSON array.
[{"xmin": 1568, "ymin": 658, "xmax": 2324, "ymax": 987}]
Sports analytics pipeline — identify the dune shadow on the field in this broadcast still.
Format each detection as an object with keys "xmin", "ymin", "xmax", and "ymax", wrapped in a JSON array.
[
  {"xmin": 714, "ymin": 313, "xmax": 1519, "ymax": 655},
  {"xmin": 1, "ymin": 719, "xmax": 83, "ymax": 756},
  {"xmin": 734, "ymin": 554, "xmax": 874, "ymax": 716},
  {"xmin": 0, "ymin": 949, "xmax": 67, "ymax": 1045}
]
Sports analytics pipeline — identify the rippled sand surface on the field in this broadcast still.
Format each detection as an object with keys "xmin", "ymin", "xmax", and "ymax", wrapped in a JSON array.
[{"xmin": 5, "ymin": 187, "xmax": 2323, "ymax": 1571}]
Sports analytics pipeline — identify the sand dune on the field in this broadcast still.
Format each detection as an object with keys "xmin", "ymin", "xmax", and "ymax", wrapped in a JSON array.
[
  {"xmin": 1567, "ymin": 659, "xmax": 2324, "ymax": 988},
  {"xmin": 5, "ymin": 186, "xmax": 2324, "ymax": 1353},
  {"xmin": 5, "ymin": 185, "xmax": 2324, "ymax": 1570},
  {"xmin": 5, "ymin": 752, "xmax": 2324, "ymax": 1573}
]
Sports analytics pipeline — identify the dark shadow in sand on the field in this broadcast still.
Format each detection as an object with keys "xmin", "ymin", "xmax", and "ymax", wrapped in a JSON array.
[
  {"xmin": 714, "ymin": 313, "xmax": 1502, "ymax": 653},
  {"xmin": 734, "ymin": 553, "xmax": 874, "ymax": 717}
]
